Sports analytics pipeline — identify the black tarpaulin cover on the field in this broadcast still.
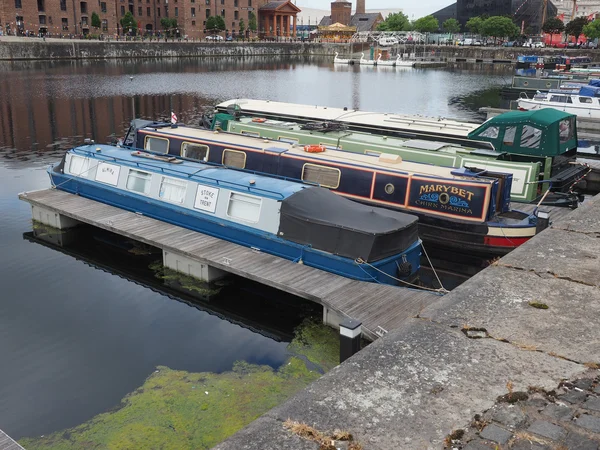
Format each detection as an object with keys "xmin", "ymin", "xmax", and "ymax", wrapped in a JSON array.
[{"xmin": 279, "ymin": 188, "xmax": 419, "ymax": 262}]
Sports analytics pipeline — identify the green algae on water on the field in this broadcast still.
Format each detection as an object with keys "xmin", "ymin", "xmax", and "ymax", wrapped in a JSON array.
[{"xmin": 20, "ymin": 319, "xmax": 340, "ymax": 450}]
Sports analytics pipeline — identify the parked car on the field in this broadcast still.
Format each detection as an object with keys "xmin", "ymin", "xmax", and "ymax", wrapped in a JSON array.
[
  {"xmin": 582, "ymin": 41, "xmax": 598, "ymax": 49},
  {"xmin": 503, "ymin": 41, "xmax": 516, "ymax": 47},
  {"xmin": 206, "ymin": 35, "xmax": 224, "ymax": 41}
]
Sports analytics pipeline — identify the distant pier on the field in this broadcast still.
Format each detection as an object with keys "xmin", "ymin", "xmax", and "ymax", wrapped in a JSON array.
[
  {"xmin": 0, "ymin": 429, "xmax": 24, "ymax": 450},
  {"xmin": 19, "ymin": 188, "xmax": 441, "ymax": 341}
]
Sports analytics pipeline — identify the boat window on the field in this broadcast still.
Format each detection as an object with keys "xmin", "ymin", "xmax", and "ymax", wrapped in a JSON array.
[
  {"xmin": 549, "ymin": 95, "xmax": 571, "ymax": 103},
  {"xmin": 144, "ymin": 136, "xmax": 169, "ymax": 154},
  {"xmin": 126, "ymin": 169, "xmax": 152, "ymax": 195},
  {"xmin": 477, "ymin": 126, "xmax": 499, "ymax": 139},
  {"xmin": 520, "ymin": 125, "xmax": 542, "ymax": 149},
  {"xmin": 385, "ymin": 183, "xmax": 395, "ymax": 194},
  {"xmin": 559, "ymin": 118, "xmax": 574, "ymax": 143},
  {"xmin": 579, "ymin": 97, "xmax": 593, "ymax": 103},
  {"xmin": 241, "ymin": 130, "xmax": 260, "ymax": 138},
  {"xmin": 181, "ymin": 142, "xmax": 209, "ymax": 161},
  {"xmin": 69, "ymin": 155, "xmax": 89, "ymax": 176},
  {"xmin": 222, "ymin": 149, "xmax": 247, "ymax": 168},
  {"xmin": 301, "ymin": 163, "xmax": 341, "ymax": 189},
  {"xmin": 159, "ymin": 176, "xmax": 187, "ymax": 204},
  {"xmin": 364, "ymin": 149, "xmax": 382, "ymax": 156},
  {"xmin": 227, "ymin": 192, "xmax": 261, "ymax": 223},
  {"xmin": 278, "ymin": 137, "xmax": 299, "ymax": 145},
  {"xmin": 320, "ymin": 143, "xmax": 342, "ymax": 150},
  {"xmin": 502, "ymin": 126, "xmax": 517, "ymax": 146}
]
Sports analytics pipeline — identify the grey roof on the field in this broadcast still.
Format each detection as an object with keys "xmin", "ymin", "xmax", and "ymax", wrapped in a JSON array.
[
  {"xmin": 259, "ymin": 1, "xmax": 287, "ymax": 10},
  {"xmin": 319, "ymin": 12, "xmax": 381, "ymax": 31}
]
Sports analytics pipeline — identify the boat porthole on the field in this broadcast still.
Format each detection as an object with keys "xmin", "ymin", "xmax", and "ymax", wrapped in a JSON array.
[
  {"xmin": 546, "ymin": 82, "xmax": 552, "ymax": 88},
  {"xmin": 439, "ymin": 193, "xmax": 450, "ymax": 204},
  {"xmin": 385, "ymin": 183, "xmax": 395, "ymax": 194},
  {"xmin": 523, "ymin": 81, "xmax": 529, "ymax": 86}
]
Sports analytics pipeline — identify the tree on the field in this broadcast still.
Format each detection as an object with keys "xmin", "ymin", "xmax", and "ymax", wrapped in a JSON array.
[
  {"xmin": 377, "ymin": 12, "xmax": 411, "ymax": 31},
  {"xmin": 160, "ymin": 17, "xmax": 178, "ymax": 36},
  {"xmin": 442, "ymin": 18, "xmax": 461, "ymax": 35},
  {"xmin": 565, "ymin": 16, "xmax": 590, "ymax": 42},
  {"xmin": 91, "ymin": 12, "xmax": 101, "ymax": 30},
  {"xmin": 238, "ymin": 18, "xmax": 246, "ymax": 38},
  {"xmin": 248, "ymin": 11, "xmax": 257, "ymax": 33},
  {"xmin": 481, "ymin": 16, "xmax": 519, "ymax": 41},
  {"xmin": 412, "ymin": 15, "xmax": 439, "ymax": 33},
  {"xmin": 120, "ymin": 11, "xmax": 137, "ymax": 36},
  {"xmin": 542, "ymin": 17, "xmax": 565, "ymax": 44},
  {"xmin": 465, "ymin": 16, "xmax": 484, "ymax": 35},
  {"xmin": 583, "ymin": 19, "xmax": 600, "ymax": 40},
  {"xmin": 206, "ymin": 15, "xmax": 225, "ymax": 33}
]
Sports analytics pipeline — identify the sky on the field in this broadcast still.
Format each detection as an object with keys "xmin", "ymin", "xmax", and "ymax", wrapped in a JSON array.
[{"xmin": 296, "ymin": 0, "xmax": 453, "ymax": 19}]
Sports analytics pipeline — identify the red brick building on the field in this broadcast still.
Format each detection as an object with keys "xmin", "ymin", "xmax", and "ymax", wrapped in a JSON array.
[{"xmin": 0, "ymin": 0, "xmax": 300, "ymax": 39}]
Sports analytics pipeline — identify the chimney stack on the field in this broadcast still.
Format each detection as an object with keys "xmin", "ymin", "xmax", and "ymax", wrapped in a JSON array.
[{"xmin": 356, "ymin": 0, "xmax": 365, "ymax": 14}]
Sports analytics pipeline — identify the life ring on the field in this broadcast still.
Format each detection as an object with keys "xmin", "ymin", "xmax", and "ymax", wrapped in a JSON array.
[
  {"xmin": 304, "ymin": 145, "xmax": 326, "ymax": 153},
  {"xmin": 252, "ymin": 117, "xmax": 267, "ymax": 123}
]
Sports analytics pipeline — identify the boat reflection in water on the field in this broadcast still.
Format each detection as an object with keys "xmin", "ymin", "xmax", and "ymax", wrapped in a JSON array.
[{"xmin": 24, "ymin": 224, "xmax": 320, "ymax": 342}]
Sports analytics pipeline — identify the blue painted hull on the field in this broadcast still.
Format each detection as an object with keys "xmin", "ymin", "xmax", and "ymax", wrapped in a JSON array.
[{"xmin": 49, "ymin": 170, "xmax": 422, "ymax": 286}]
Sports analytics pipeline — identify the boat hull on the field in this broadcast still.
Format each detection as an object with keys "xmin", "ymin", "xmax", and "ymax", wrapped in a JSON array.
[
  {"xmin": 517, "ymin": 99, "xmax": 600, "ymax": 119},
  {"xmin": 49, "ymin": 169, "xmax": 422, "ymax": 285}
]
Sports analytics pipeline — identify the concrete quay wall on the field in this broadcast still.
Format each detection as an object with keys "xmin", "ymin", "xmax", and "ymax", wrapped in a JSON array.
[
  {"xmin": 213, "ymin": 194, "xmax": 600, "ymax": 449},
  {"xmin": 0, "ymin": 40, "xmax": 349, "ymax": 61}
]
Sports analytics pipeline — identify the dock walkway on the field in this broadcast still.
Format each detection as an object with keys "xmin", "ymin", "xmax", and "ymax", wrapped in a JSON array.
[
  {"xmin": 19, "ymin": 188, "xmax": 441, "ymax": 341},
  {"xmin": 0, "ymin": 429, "xmax": 24, "ymax": 450}
]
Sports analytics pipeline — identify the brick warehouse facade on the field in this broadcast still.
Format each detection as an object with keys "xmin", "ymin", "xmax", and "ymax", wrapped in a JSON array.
[{"xmin": 0, "ymin": 0, "xmax": 299, "ymax": 39}]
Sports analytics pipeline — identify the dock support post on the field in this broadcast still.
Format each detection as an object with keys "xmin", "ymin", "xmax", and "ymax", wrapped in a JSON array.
[
  {"xmin": 31, "ymin": 205, "xmax": 80, "ymax": 229},
  {"xmin": 339, "ymin": 318, "xmax": 362, "ymax": 363},
  {"xmin": 162, "ymin": 250, "xmax": 227, "ymax": 282},
  {"xmin": 535, "ymin": 210, "xmax": 550, "ymax": 234}
]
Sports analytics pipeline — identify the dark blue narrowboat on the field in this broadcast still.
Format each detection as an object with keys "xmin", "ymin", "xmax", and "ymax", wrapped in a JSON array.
[
  {"xmin": 48, "ymin": 144, "xmax": 423, "ymax": 286},
  {"xmin": 125, "ymin": 122, "xmax": 539, "ymax": 256}
]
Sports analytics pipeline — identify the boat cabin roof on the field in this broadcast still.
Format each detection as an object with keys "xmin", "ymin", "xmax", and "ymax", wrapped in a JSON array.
[
  {"xmin": 137, "ymin": 125, "xmax": 497, "ymax": 184},
  {"xmin": 216, "ymin": 99, "xmax": 480, "ymax": 137},
  {"xmin": 71, "ymin": 144, "xmax": 307, "ymax": 200},
  {"xmin": 467, "ymin": 108, "xmax": 577, "ymax": 156}
]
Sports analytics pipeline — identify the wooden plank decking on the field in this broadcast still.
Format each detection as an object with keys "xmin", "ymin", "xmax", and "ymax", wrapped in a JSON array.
[
  {"xmin": 0, "ymin": 429, "xmax": 24, "ymax": 450},
  {"xmin": 19, "ymin": 188, "xmax": 441, "ymax": 341}
]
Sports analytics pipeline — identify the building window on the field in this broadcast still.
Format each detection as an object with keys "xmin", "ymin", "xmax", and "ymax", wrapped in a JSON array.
[
  {"xmin": 233, "ymin": 0, "xmax": 237, "ymax": 6},
  {"xmin": 121, "ymin": 5, "xmax": 125, "ymax": 14},
  {"xmin": 39, "ymin": 15, "xmax": 46, "ymax": 24},
  {"xmin": 164, "ymin": 6, "xmax": 168, "ymax": 16},
  {"xmin": 248, "ymin": 0, "xmax": 251, "ymax": 6},
  {"xmin": 137, "ymin": 6, "xmax": 141, "ymax": 15},
  {"xmin": 102, "ymin": 19, "xmax": 108, "ymax": 31},
  {"xmin": 191, "ymin": 7, "xmax": 195, "ymax": 16},
  {"xmin": 232, "ymin": 20, "xmax": 235, "ymax": 27},
  {"xmin": 234, "ymin": 10, "xmax": 238, "ymax": 19},
  {"xmin": 159, "ymin": 177, "xmax": 187, "ymax": 204},
  {"xmin": 191, "ymin": 0, "xmax": 195, "ymax": 3},
  {"xmin": 60, "ymin": 0, "xmax": 66, "ymax": 10},
  {"xmin": 205, "ymin": 8, "xmax": 210, "ymax": 17},
  {"xmin": 15, "ymin": 0, "xmax": 22, "ymax": 9},
  {"xmin": 227, "ymin": 192, "xmax": 261, "ymax": 223},
  {"xmin": 221, "ymin": 8, "xmax": 225, "ymax": 16},
  {"xmin": 144, "ymin": 136, "xmax": 170, "ymax": 153},
  {"xmin": 81, "ymin": 16, "xmax": 88, "ymax": 24},
  {"xmin": 222, "ymin": 149, "xmax": 246, "ymax": 168},
  {"xmin": 157, "ymin": 7, "xmax": 160, "ymax": 16},
  {"xmin": 147, "ymin": 6, "xmax": 150, "ymax": 15},
  {"xmin": 101, "ymin": 1, "xmax": 106, "ymax": 12},
  {"xmin": 62, "ymin": 17, "xmax": 68, "ymax": 30},
  {"xmin": 301, "ymin": 164, "xmax": 341, "ymax": 188},
  {"xmin": 37, "ymin": 0, "xmax": 45, "ymax": 12},
  {"xmin": 192, "ymin": 20, "xmax": 196, "ymax": 25},
  {"xmin": 126, "ymin": 169, "xmax": 152, "ymax": 195},
  {"xmin": 80, "ymin": 1, "xmax": 87, "ymax": 13},
  {"xmin": 174, "ymin": 6, "xmax": 178, "ymax": 16},
  {"xmin": 205, "ymin": 0, "xmax": 209, "ymax": 4}
]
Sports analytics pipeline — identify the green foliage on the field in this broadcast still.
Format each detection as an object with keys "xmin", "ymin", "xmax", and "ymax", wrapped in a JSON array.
[
  {"xmin": 466, "ymin": 16, "xmax": 484, "ymax": 35},
  {"xmin": 566, "ymin": 16, "xmax": 590, "ymax": 40},
  {"xmin": 542, "ymin": 17, "xmax": 564, "ymax": 35},
  {"xmin": 120, "ymin": 11, "xmax": 137, "ymax": 35},
  {"xmin": 412, "ymin": 15, "xmax": 439, "ymax": 33},
  {"xmin": 583, "ymin": 19, "xmax": 600, "ymax": 40},
  {"xmin": 160, "ymin": 17, "xmax": 178, "ymax": 36},
  {"xmin": 91, "ymin": 12, "xmax": 101, "ymax": 29},
  {"xmin": 442, "ymin": 18, "xmax": 461, "ymax": 34},
  {"xmin": 206, "ymin": 15, "xmax": 226, "ymax": 32},
  {"xmin": 19, "ymin": 320, "xmax": 340, "ymax": 450},
  {"xmin": 481, "ymin": 16, "xmax": 519, "ymax": 38},
  {"xmin": 248, "ymin": 11, "xmax": 257, "ymax": 32},
  {"xmin": 238, "ymin": 18, "xmax": 245, "ymax": 35},
  {"xmin": 376, "ymin": 11, "xmax": 411, "ymax": 31}
]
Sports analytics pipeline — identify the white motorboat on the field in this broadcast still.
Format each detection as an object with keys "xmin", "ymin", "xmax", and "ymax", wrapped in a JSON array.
[
  {"xmin": 333, "ymin": 52, "xmax": 350, "ymax": 64},
  {"xmin": 517, "ymin": 87, "xmax": 600, "ymax": 118},
  {"xmin": 378, "ymin": 36, "xmax": 399, "ymax": 47}
]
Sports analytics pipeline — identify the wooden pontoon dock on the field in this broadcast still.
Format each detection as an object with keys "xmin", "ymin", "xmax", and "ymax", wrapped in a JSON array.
[
  {"xmin": 19, "ymin": 188, "xmax": 441, "ymax": 341},
  {"xmin": 0, "ymin": 429, "xmax": 24, "ymax": 450}
]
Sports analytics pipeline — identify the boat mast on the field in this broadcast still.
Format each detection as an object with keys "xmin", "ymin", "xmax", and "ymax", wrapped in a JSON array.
[
  {"xmin": 542, "ymin": 0, "xmax": 548, "ymax": 27},
  {"xmin": 572, "ymin": 0, "xmax": 577, "ymax": 21}
]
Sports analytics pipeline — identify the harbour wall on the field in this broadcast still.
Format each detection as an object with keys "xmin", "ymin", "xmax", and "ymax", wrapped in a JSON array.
[{"xmin": 0, "ymin": 38, "xmax": 598, "ymax": 61}]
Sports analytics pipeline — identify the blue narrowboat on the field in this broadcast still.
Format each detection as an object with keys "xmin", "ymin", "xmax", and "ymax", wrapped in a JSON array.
[
  {"xmin": 126, "ymin": 122, "xmax": 539, "ymax": 256},
  {"xmin": 48, "ymin": 144, "xmax": 423, "ymax": 285}
]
